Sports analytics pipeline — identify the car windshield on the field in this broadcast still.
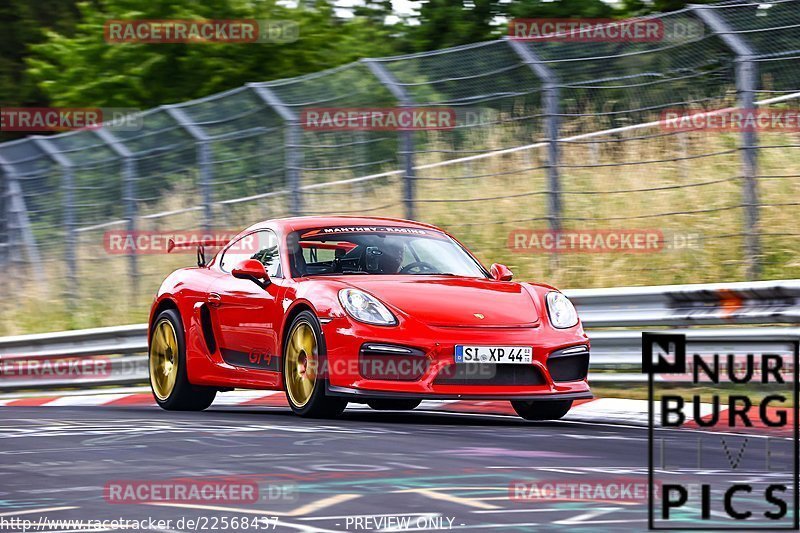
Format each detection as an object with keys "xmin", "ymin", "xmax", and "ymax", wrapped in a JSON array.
[{"xmin": 287, "ymin": 226, "xmax": 488, "ymax": 278}]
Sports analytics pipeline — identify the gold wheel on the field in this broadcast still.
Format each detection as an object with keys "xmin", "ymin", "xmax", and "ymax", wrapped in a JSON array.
[
  {"xmin": 150, "ymin": 318, "xmax": 179, "ymax": 401},
  {"xmin": 285, "ymin": 320, "xmax": 318, "ymax": 408}
]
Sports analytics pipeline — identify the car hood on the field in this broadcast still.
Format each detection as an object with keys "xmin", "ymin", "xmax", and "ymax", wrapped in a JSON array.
[{"xmin": 341, "ymin": 276, "xmax": 540, "ymax": 327}]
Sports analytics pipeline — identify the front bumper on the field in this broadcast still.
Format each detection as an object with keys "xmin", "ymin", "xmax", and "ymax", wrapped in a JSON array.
[{"xmin": 321, "ymin": 315, "xmax": 591, "ymax": 399}]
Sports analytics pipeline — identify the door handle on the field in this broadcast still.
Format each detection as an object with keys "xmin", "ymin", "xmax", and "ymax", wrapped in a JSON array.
[{"xmin": 208, "ymin": 293, "xmax": 222, "ymax": 307}]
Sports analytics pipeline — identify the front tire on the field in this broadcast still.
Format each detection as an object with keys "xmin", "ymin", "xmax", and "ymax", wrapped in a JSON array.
[
  {"xmin": 282, "ymin": 311, "xmax": 347, "ymax": 418},
  {"xmin": 511, "ymin": 399, "xmax": 573, "ymax": 421},
  {"xmin": 149, "ymin": 309, "xmax": 216, "ymax": 411}
]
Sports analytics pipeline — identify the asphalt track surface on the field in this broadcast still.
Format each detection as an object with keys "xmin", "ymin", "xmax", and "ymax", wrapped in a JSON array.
[{"xmin": 0, "ymin": 404, "xmax": 795, "ymax": 533}]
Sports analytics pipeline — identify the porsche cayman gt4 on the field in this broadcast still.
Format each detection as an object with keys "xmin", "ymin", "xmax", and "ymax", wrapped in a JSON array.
[{"xmin": 148, "ymin": 216, "xmax": 591, "ymax": 419}]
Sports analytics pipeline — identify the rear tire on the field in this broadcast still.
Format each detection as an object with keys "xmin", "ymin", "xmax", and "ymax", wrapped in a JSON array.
[
  {"xmin": 149, "ymin": 309, "xmax": 216, "ymax": 411},
  {"xmin": 367, "ymin": 399, "xmax": 422, "ymax": 411},
  {"xmin": 511, "ymin": 399, "xmax": 573, "ymax": 421},
  {"xmin": 282, "ymin": 311, "xmax": 348, "ymax": 418}
]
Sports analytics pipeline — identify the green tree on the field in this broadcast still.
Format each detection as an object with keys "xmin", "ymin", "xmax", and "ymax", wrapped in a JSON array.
[
  {"xmin": 353, "ymin": 0, "xmax": 395, "ymax": 26},
  {"xmin": 0, "ymin": 0, "xmax": 80, "ymax": 139},
  {"xmin": 403, "ymin": 0, "xmax": 505, "ymax": 52},
  {"xmin": 25, "ymin": 0, "xmax": 400, "ymax": 108},
  {"xmin": 402, "ymin": 0, "xmax": 631, "ymax": 53},
  {"xmin": 505, "ymin": 0, "xmax": 618, "ymax": 19},
  {"xmin": 620, "ymin": 0, "xmax": 720, "ymax": 15}
]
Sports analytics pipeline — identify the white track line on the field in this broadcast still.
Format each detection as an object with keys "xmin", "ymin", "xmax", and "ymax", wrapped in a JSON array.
[
  {"xmin": 564, "ymin": 397, "xmax": 717, "ymax": 425},
  {"xmin": 46, "ymin": 394, "xmax": 132, "ymax": 406},
  {"xmin": 0, "ymin": 506, "xmax": 79, "ymax": 517}
]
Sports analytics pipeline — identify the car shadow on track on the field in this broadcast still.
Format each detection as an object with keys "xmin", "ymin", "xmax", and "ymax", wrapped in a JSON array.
[{"xmin": 202, "ymin": 406, "xmax": 569, "ymax": 428}]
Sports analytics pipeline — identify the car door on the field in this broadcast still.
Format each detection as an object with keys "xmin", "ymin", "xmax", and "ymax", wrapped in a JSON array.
[{"xmin": 208, "ymin": 229, "xmax": 285, "ymax": 374}]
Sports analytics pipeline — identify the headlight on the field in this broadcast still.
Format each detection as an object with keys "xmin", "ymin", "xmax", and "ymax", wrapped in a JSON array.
[
  {"xmin": 546, "ymin": 291, "xmax": 579, "ymax": 329},
  {"xmin": 338, "ymin": 289, "xmax": 397, "ymax": 326}
]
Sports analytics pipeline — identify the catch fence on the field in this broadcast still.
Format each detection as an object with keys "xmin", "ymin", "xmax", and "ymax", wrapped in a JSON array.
[{"xmin": 0, "ymin": 0, "xmax": 799, "ymax": 331}]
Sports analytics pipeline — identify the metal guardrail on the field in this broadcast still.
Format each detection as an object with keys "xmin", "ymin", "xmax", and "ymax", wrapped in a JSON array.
[
  {"xmin": 0, "ymin": 280, "xmax": 798, "ymax": 391},
  {"xmin": 0, "ymin": 324, "xmax": 148, "ymax": 390},
  {"xmin": 567, "ymin": 279, "xmax": 800, "ymax": 327},
  {"xmin": 588, "ymin": 327, "xmax": 800, "ymax": 383},
  {"xmin": 0, "ymin": 324, "xmax": 146, "ymax": 358}
]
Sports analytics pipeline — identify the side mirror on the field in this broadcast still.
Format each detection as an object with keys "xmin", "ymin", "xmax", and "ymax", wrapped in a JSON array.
[
  {"xmin": 490, "ymin": 263, "xmax": 513, "ymax": 281},
  {"xmin": 232, "ymin": 259, "xmax": 270, "ymax": 288}
]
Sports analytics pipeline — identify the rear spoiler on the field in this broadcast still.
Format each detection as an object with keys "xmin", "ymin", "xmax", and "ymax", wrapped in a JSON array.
[{"xmin": 167, "ymin": 238, "xmax": 230, "ymax": 267}]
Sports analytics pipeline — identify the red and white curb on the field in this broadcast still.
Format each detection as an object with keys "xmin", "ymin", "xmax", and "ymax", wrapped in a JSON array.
[{"xmin": 0, "ymin": 389, "xmax": 790, "ymax": 435}]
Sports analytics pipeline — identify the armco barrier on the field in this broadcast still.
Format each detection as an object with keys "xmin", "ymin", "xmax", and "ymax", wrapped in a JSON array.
[
  {"xmin": 1, "ymin": 280, "xmax": 798, "ymax": 390},
  {"xmin": 567, "ymin": 279, "xmax": 800, "ymax": 327},
  {"xmin": 0, "ymin": 324, "xmax": 147, "ymax": 390},
  {"xmin": 588, "ymin": 327, "xmax": 800, "ymax": 383}
]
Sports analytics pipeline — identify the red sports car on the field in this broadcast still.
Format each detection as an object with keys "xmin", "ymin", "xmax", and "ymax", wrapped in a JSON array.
[{"xmin": 148, "ymin": 216, "xmax": 591, "ymax": 419}]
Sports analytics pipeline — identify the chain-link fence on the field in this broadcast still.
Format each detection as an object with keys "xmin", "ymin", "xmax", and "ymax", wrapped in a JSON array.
[{"xmin": 1, "ymin": 0, "xmax": 799, "ymax": 333}]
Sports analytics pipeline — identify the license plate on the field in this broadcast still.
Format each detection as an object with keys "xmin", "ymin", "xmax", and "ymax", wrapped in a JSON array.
[{"xmin": 454, "ymin": 345, "xmax": 533, "ymax": 364}]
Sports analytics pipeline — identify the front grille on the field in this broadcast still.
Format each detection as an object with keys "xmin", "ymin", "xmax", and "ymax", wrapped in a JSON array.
[
  {"xmin": 547, "ymin": 345, "xmax": 590, "ymax": 382},
  {"xmin": 434, "ymin": 363, "xmax": 546, "ymax": 386}
]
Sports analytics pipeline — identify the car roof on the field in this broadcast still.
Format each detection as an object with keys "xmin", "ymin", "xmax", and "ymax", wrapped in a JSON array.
[{"xmin": 246, "ymin": 216, "xmax": 444, "ymax": 234}]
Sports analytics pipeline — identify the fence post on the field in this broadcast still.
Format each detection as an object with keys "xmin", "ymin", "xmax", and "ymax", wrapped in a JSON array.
[
  {"xmin": 693, "ymin": 5, "xmax": 761, "ymax": 279},
  {"xmin": 0, "ymin": 155, "xmax": 44, "ymax": 282},
  {"xmin": 163, "ymin": 106, "xmax": 214, "ymax": 231},
  {"xmin": 362, "ymin": 59, "xmax": 417, "ymax": 221},
  {"xmin": 507, "ymin": 38, "xmax": 562, "ymax": 234},
  {"xmin": 32, "ymin": 137, "xmax": 77, "ymax": 308},
  {"xmin": 95, "ymin": 129, "xmax": 138, "ymax": 292},
  {"xmin": 197, "ymin": 142, "xmax": 213, "ymax": 231},
  {"xmin": 0, "ymin": 164, "xmax": 7, "ymax": 269},
  {"xmin": 248, "ymin": 84, "xmax": 303, "ymax": 216}
]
